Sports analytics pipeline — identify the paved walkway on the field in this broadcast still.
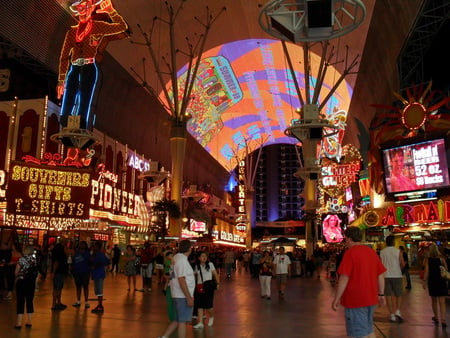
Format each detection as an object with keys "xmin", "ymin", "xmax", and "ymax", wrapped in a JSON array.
[{"xmin": 0, "ymin": 269, "xmax": 449, "ymax": 337}]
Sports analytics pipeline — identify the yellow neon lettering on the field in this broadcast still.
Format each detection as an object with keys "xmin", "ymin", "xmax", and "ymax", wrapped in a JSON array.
[
  {"xmin": 62, "ymin": 187, "xmax": 71, "ymax": 201},
  {"xmin": 58, "ymin": 202, "xmax": 65, "ymax": 215},
  {"xmin": 50, "ymin": 201, "xmax": 56, "ymax": 215},
  {"xmin": 57, "ymin": 171, "xmax": 67, "ymax": 185},
  {"xmin": 39, "ymin": 169, "xmax": 49, "ymax": 184},
  {"xmin": 66, "ymin": 172, "xmax": 73, "ymax": 186},
  {"xmin": 21, "ymin": 167, "xmax": 30, "ymax": 182},
  {"xmin": 29, "ymin": 184, "xmax": 37, "ymax": 198},
  {"xmin": 67, "ymin": 202, "xmax": 76, "ymax": 215},
  {"xmin": 15, "ymin": 198, "xmax": 24, "ymax": 212},
  {"xmin": 29, "ymin": 168, "xmax": 39, "ymax": 183},
  {"xmin": 40, "ymin": 200, "xmax": 50, "ymax": 214},
  {"xmin": 31, "ymin": 200, "xmax": 38, "ymax": 213},
  {"xmin": 38, "ymin": 184, "xmax": 45, "ymax": 199},
  {"xmin": 43, "ymin": 185, "xmax": 54, "ymax": 200},
  {"xmin": 72, "ymin": 172, "xmax": 82, "ymax": 186},
  {"xmin": 82, "ymin": 173, "xmax": 90, "ymax": 187},
  {"xmin": 11, "ymin": 165, "xmax": 21, "ymax": 181},
  {"xmin": 77, "ymin": 203, "xmax": 84, "ymax": 216},
  {"xmin": 48, "ymin": 170, "xmax": 57, "ymax": 185}
]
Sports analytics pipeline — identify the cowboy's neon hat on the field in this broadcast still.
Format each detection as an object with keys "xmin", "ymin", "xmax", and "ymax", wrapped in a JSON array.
[{"xmin": 69, "ymin": 0, "xmax": 103, "ymax": 15}]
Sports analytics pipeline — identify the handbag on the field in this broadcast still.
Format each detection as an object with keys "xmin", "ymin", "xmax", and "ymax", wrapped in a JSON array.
[
  {"xmin": 195, "ymin": 283, "xmax": 205, "ymax": 293},
  {"xmin": 203, "ymin": 279, "xmax": 218, "ymax": 292},
  {"xmin": 195, "ymin": 265, "xmax": 205, "ymax": 294},
  {"xmin": 440, "ymin": 265, "xmax": 450, "ymax": 280}
]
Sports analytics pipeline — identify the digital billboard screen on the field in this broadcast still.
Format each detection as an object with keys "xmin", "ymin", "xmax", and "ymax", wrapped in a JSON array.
[
  {"xmin": 382, "ymin": 138, "xmax": 450, "ymax": 194},
  {"xmin": 190, "ymin": 218, "xmax": 206, "ymax": 232},
  {"xmin": 321, "ymin": 213, "xmax": 346, "ymax": 243}
]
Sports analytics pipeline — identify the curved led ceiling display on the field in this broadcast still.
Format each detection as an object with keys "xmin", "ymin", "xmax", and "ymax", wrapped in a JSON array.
[{"xmin": 160, "ymin": 38, "xmax": 353, "ymax": 169}]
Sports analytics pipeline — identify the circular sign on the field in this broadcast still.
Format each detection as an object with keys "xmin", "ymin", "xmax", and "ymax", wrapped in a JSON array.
[
  {"xmin": 236, "ymin": 223, "xmax": 247, "ymax": 232},
  {"xmin": 401, "ymin": 102, "xmax": 426, "ymax": 130},
  {"xmin": 364, "ymin": 211, "xmax": 379, "ymax": 226}
]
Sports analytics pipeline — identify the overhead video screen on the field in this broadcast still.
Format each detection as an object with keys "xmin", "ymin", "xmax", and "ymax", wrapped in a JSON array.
[
  {"xmin": 161, "ymin": 39, "xmax": 353, "ymax": 168},
  {"xmin": 382, "ymin": 138, "xmax": 450, "ymax": 194}
]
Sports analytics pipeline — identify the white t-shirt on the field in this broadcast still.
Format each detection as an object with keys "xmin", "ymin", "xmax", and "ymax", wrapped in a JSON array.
[
  {"xmin": 273, "ymin": 254, "xmax": 291, "ymax": 274},
  {"xmin": 170, "ymin": 253, "xmax": 195, "ymax": 298},
  {"xmin": 195, "ymin": 262, "xmax": 216, "ymax": 283},
  {"xmin": 380, "ymin": 246, "xmax": 402, "ymax": 278}
]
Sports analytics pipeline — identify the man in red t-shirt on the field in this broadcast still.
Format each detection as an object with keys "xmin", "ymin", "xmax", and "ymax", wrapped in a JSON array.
[{"xmin": 332, "ymin": 227, "xmax": 386, "ymax": 338}]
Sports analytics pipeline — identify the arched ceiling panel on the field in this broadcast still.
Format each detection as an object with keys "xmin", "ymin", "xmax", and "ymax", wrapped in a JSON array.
[{"xmin": 161, "ymin": 38, "xmax": 353, "ymax": 168}]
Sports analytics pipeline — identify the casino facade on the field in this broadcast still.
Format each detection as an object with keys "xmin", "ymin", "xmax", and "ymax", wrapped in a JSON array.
[{"xmin": 0, "ymin": 0, "xmax": 449, "ymax": 261}]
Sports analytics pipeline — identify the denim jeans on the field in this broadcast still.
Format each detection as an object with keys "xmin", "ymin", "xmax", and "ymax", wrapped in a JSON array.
[{"xmin": 60, "ymin": 63, "xmax": 98, "ymax": 130}]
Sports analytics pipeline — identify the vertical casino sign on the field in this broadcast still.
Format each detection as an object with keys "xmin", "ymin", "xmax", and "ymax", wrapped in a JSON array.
[
  {"xmin": 6, "ymin": 161, "xmax": 91, "ymax": 219},
  {"xmin": 235, "ymin": 160, "xmax": 247, "ymax": 233}
]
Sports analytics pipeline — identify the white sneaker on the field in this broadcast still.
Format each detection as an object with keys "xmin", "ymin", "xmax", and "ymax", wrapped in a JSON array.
[
  {"xmin": 208, "ymin": 317, "xmax": 214, "ymax": 327},
  {"xmin": 193, "ymin": 322, "xmax": 204, "ymax": 329},
  {"xmin": 390, "ymin": 314, "xmax": 397, "ymax": 322},
  {"xmin": 395, "ymin": 310, "xmax": 403, "ymax": 322}
]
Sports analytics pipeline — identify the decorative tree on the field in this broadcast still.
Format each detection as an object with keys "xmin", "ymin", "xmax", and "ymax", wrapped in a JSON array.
[
  {"xmin": 131, "ymin": 1, "xmax": 225, "ymax": 238},
  {"xmin": 151, "ymin": 198, "xmax": 181, "ymax": 239}
]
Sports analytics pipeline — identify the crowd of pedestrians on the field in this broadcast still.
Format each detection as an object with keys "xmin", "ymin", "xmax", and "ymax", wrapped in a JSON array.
[{"xmin": 1, "ymin": 233, "xmax": 450, "ymax": 337}]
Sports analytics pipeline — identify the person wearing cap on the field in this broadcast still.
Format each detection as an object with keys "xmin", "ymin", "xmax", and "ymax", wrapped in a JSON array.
[{"xmin": 57, "ymin": 0, "xmax": 129, "ymax": 130}]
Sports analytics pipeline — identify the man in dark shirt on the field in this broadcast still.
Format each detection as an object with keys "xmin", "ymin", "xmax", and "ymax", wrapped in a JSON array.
[
  {"xmin": 399, "ymin": 246, "xmax": 411, "ymax": 289},
  {"xmin": 110, "ymin": 244, "xmax": 121, "ymax": 273},
  {"xmin": 52, "ymin": 242, "xmax": 69, "ymax": 310},
  {"xmin": 138, "ymin": 241, "xmax": 154, "ymax": 292}
]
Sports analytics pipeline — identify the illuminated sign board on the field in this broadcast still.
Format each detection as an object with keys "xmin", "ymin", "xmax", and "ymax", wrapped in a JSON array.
[
  {"xmin": 211, "ymin": 230, "xmax": 245, "ymax": 244},
  {"xmin": 190, "ymin": 219, "xmax": 206, "ymax": 232},
  {"xmin": 93, "ymin": 233, "xmax": 109, "ymax": 241},
  {"xmin": 90, "ymin": 164, "xmax": 147, "ymax": 226},
  {"xmin": 395, "ymin": 190, "xmax": 437, "ymax": 203},
  {"xmin": 235, "ymin": 223, "xmax": 247, "ymax": 232},
  {"xmin": 380, "ymin": 199, "xmax": 450, "ymax": 226},
  {"xmin": 236, "ymin": 160, "xmax": 248, "ymax": 233},
  {"xmin": 90, "ymin": 179, "xmax": 143, "ymax": 220},
  {"xmin": 321, "ymin": 161, "xmax": 361, "ymax": 187},
  {"xmin": 6, "ymin": 162, "xmax": 91, "ymax": 219},
  {"xmin": 237, "ymin": 160, "xmax": 246, "ymax": 214},
  {"xmin": 128, "ymin": 151, "xmax": 150, "ymax": 172},
  {"xmin": 0, "ymin": 170, "xmax": 6, "ymax": 199}
]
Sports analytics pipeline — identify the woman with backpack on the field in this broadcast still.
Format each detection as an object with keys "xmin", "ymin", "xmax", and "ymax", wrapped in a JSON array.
[{"xmin": 14, "ymin": 245, "xmax": 38, "ymax": 329}]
